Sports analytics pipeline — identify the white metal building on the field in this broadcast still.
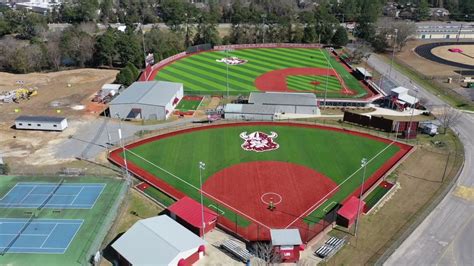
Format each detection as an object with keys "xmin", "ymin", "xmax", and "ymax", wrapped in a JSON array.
[
  {"xmin": 112, "ymin": 215, "xmax": 206, "ymax": 266},
  {"xmin": 391, "ymin": 87, "xmax": 419, "ymax": 106},
  {"xmin": 109, "ymin": 81, "xmax": 183, "ymax": 120},
  {"xmin": 14, "ymin": 115, "xmax": 68, "ymax": 131},
  {"xmin": 248, "ymin": 92, "xmax": 320, "ymax": 115},
  {"xmin": 416, "ymin": 22, "xmax": 474, "ymax": 40},
  {"xmin": 224, "ymin": 104, "xmax": 276, "ymax": 121}
]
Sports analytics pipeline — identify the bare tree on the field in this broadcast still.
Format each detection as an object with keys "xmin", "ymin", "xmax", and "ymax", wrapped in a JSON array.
[
  {"xmin": 437, "ymin": 105, "xmax": 462, "ymax": 134},
  {"xmin": 46, "ymin": 32, "xmax": 62, "ymax": 70},
  {"xmin": 251, "ymin": 242, "xmax": 282, "ymax": 265},
  {"xmin": 350, "ymin": 42, "xmax": 372, "ymax": 64},
  {"xmin": 391, "ymin": 21, "xmax": 416, "ymax": 51}
]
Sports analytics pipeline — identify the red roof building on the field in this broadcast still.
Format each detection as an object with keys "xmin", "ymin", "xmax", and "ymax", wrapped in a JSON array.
[
  {"xmin": 168, "ymin": 197, "xmax": 218, "ymax": 237},
  {"xmin": 336, "ymin": 196, "xmax": 366, "ymax": 228}
]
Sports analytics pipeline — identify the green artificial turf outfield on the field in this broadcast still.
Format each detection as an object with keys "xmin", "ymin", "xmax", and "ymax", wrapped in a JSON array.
[
  {"xmin": 122, "ymin": 125, "xmax": 400, "ymax": 226},
  {"xmin": 364, "ymin": 184, "xmax": 392, "ymax": 210},
  {"xmin": 155, "ymin": 48, "xmax": 367, "ymax": 98},
  {"xmin": 0, "ymin": 176, "xmax": 125, "ymax": 266},
  {"xmin": 175, "ymin": 98, "xmax": 202, "ymax": 111}
]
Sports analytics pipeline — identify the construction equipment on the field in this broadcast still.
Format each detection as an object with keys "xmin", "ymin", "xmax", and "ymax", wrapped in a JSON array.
[{"xmin": 0, "ymin": 87, "xmax": 37, "ymax": 103}]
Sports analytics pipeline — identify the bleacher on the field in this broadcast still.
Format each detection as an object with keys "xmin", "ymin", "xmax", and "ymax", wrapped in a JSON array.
[
  {"xmin": 220, "ymin": 239, "xmax": 252, "ymax": 263},
  {"xmin": 314, "ymin": 236, "xmax": 346, "ymax": 259}
]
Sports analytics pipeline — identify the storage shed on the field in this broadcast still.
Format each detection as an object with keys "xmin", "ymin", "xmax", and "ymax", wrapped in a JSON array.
[
  {"xmin": 14, "ymin": 115, "xmax": 68, "ymax": 131},
  {"xmin": 109, "ymin": 81, "xmax": 183, "ymax": 120},
  {"xmin": 112, "ymin": 215, "xmax": 206, "ymax": 266},
  {"xmin": 270, "ymin": 229, "xmax": 304, "ymax": 263}
]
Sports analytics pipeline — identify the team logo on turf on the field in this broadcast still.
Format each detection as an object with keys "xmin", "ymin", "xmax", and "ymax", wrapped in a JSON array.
[{"xmin": 240, "ymin": 131, "xmax": 279, "ymax": 152}]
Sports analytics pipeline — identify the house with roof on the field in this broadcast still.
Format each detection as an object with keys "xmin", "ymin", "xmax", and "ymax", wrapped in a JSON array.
[
  {"xmin": 112, "ymin": 215, "xmax": 206, "ymax": 266},
  {"xmin": 108, "ymin": 81, "xmax": 183, "ymax": 120}
]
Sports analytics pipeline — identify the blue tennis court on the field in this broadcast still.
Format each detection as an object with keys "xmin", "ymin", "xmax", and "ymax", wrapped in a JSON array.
[
  {"xmin": 0, "ymin": 183, "xmax": 105, "ymax": 209},
  {"xmin": 0, "ymin": 218, "xmax": 83, "ymax": 254}
]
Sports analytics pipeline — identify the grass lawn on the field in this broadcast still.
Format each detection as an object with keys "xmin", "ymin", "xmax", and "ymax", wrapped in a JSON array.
[
  {"xmin": 0, "ymin": 175, "xmax": 125, "ymax": 266},
  {"xmin": 156, "ymin": 48, "xmax": 367, "ymax": 98},
  {"xmin": 142, "ymin": 186, "xmax": 176, "ymax": 207},
  {"xmin": 120, "ymin": 124, "xmax": 402, "ymax": 227},
  {"xmin": 364, "ymin": 182, "xmax": 393, "ymax": 210},
  {"xmin": 175, "ymin": 98, "xmax": 202, "ymax": 112}
]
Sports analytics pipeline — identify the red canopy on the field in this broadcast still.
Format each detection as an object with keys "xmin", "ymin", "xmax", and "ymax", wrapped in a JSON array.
[
  {"xmin": 168, "ymin": 197, "xmax": 218, "ymax": 229},
  {"xmin": 337, "ymin": 196, "xmax": 366, "ymax": 222}
]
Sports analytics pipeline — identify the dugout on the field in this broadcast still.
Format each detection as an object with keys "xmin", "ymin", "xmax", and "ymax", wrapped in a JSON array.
[
  {"xmin": 336, "ymin": 196, "xmax": 366, "ymax": 228},
  {"xmin": 167, "ymin": 196, "xmax": 218, "ymax": 237}
]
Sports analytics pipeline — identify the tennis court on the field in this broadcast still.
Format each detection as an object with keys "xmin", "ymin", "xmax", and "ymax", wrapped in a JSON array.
[
  {"xmin": 0, "ymin": 183, "xmax": 105, "ymax": 209},
  {"xmin": 0, "ymin": 218, "xmax": 83, "ymax": 254}
]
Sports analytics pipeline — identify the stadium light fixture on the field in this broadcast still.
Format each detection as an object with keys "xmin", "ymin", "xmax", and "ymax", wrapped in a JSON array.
[
  {"xmin": 199, "ymin": 161, "xmax": 206, "ymax": 239},
  {"xmin": 116, "ymin": 113, "xmax": 130, "ymax": 186},
  {"xmin": 355, "ymin": 157, "xmax": 368, "ymax": 241},
  {"xmin": 407, "ymin": 86, "xmax": 419, "ymax": 139}
]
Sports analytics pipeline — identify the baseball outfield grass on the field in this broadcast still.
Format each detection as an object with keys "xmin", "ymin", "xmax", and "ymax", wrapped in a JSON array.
[
  {"xmin": 118, "ymin": 124, "xmax": 404, "ymax": 227},
  {"xmin": 0, "ymin": 175, "xmax": 125, "ymax": 266},
  {"xmin": 155, "ymin": 48, "xmax": 368, "ymax": 98}
]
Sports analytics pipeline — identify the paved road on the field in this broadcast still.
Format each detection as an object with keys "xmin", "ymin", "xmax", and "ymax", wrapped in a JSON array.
[
  {"xmin": 368, "ymin": 54, "xmax": 474, "ymax": 266},
  {"xmin": 55, "ymin": 116, "xmax": 196, "ymax": 160}
]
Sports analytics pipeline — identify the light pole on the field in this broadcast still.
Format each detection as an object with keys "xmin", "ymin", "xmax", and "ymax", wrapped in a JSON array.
[
  {"xmin": 199, "ymin": 161, "xmax": 206, "ymax": 239},
  {"xmin": 355, "ymin": 158, "xmax": 367, "ymax": 240},
  {"xmin": 406, "ymin": 86, "xmax": 419, "ymax": 139},
  {"xmin": 223, "ymin": 49, "xmax": 230, "ymax": 98},
  {"xmin": 116, "ymin": 113, "xmax": 130, "ymax": 186},
  {"xmin": 388, "ymin": 29, "xmax": 398, "ymax": 79},
  {"xmin": 261, "ymin": 14, "xmax": 266, "ymax": 43},
  {"xmin": 322, "ymin": 49, "xmax": 330, "ymax": 107}
]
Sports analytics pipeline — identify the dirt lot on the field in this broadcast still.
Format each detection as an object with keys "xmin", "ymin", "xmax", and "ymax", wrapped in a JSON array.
[
  {"xmin": 0, "ymin": 69, "xmax": 117, "ymax": 165},
  {"xmin": 397, "ymin": 40, "xmax": 462, "ymax": 77}
]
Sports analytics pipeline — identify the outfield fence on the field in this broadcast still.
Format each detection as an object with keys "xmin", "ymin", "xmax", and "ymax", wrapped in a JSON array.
[{"xmin": 110, "ymin": 119, "xmax": 413, "ymax": 243}]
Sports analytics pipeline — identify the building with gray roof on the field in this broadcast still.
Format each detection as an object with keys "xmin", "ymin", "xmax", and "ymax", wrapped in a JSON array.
[
  {"xmin": 224, "ymin": 92, "xmax": 320, "ymax": 121},
  {"xmin": 109, "ymin": 81, "xmax": 183, "ymax": 120},
  {"xmin": 15, "ymin": 115, "xmax": 68, "ymax": 131},
  {"xmin": 249, "ymin": 92, "xmax": 319, "ymax": 115},
  {"xmin": 415, "ymin": 21, "xmax": 474, "ymax": 40},
  {"xmin": 112, "ymin": 215, "xmax": 206, "ymax": 266}
]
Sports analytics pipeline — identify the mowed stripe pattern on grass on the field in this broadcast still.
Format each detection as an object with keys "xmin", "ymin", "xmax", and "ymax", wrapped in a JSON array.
[{"xmin": 155, "ymin": 48, "xmax": 367, "ymax": 98}]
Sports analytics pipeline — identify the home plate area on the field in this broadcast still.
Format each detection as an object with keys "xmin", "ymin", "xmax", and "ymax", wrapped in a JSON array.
[{"xmin": 202, "ymin": 161, "xmax": 338, "ymax": 230}]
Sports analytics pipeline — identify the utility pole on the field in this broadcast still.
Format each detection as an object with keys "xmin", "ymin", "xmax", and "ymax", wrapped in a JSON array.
[
  {"xmin": 388, "ymin": 29, "xmax": 398, "ymax": 79},
  {"xmin": 261, "ymin": 14, "xmax": 267, "ymax": 44}
]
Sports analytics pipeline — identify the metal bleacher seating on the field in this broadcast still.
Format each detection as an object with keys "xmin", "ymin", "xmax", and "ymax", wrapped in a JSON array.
[
  {"xmin": 220, "ymin": 239, "xmax": 252, "ymax": 263},
  {"xmin": 314, "ymin": 236, "xmax": 346, "ymax": 259}
]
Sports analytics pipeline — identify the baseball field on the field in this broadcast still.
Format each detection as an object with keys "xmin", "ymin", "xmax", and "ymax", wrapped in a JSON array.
[
  {"xmin": 154, "ymin": 48, "xmax": 370, "ymax": 98},
  {"xmin": 109, "ymin": 123, "xmax": 411, "ymax": 241}
]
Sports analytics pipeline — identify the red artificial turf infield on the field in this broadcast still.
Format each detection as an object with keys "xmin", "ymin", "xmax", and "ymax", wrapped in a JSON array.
[
  {"xmin": 254, "ymin": 67, "xmax": 354, "ymax": 95},
  {"xmin": 203, "ymin": 161, "xmax": 337, "ymax": 229},
  {"xmin": 108, "ymin": 122, "xmax": 412, "ymax": 241}
]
